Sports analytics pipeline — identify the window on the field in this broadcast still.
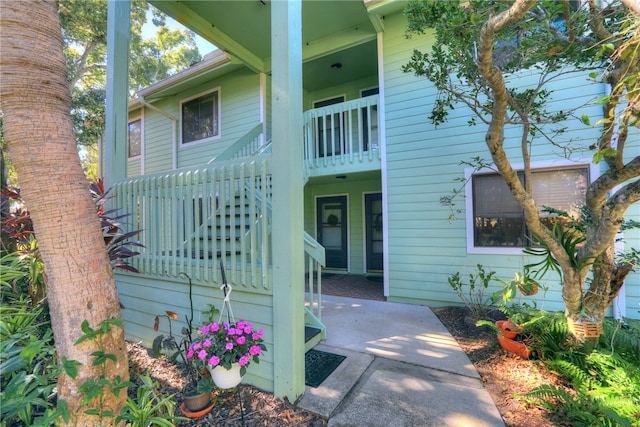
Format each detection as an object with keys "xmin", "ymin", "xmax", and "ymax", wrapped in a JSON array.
[
  {"xmin": 128, "ymin": 118, "xmax": 141, "ymax": 158},
  {"xmin": 467, "ymin": 164, "xmax": 590, "ymax": 252},
  {"xmin": 181, "ymin": 89, "xmax": 220, "ymax": 145}
]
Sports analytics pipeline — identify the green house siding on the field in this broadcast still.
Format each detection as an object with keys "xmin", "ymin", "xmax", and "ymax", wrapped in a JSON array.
[
  {"xmin": 305, "ymin": 75, "xmax": 379, "ymax": 110},
  {"xmin": 133, "ymin": 69, "xmax": 262, "ymax": 177},
  {"xmin": 117, "ymin": 271, "xmax": 275, "ymax": 391},
  {"xmin": 380, "ymin": 12, "xmax": 639, "ymax": 318}
]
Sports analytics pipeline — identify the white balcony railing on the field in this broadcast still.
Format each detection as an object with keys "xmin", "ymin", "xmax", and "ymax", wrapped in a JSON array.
[{"xmin": 303, "ymin": 94, "xmax": 381, "ymax": 173}]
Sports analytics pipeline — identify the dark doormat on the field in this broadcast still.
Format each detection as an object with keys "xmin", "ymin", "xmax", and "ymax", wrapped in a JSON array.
[{"xmin": 305, "ymin": 349, "xmax": 346, "ymax": 388}]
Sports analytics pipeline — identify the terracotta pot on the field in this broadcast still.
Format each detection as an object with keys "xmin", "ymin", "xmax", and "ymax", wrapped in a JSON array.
[
  {"xmin": 209, "ymin": 363, "xmax": 243, "ymax": 389},
  {"xmin": 518, "ymin": 279, "xmax": 539, "ymax": 296},
  {"xmin": 183, "ymin": 391, "xmax": 212, "ymax": 413},
  {"xmin": 496, "ymin": 319, "xmax": 523, "ymax": 339},
  {"xmin": 180, "ymin": 394, "xmax": 216, "ymax": 418},
  {"xmin": 497, "ymin": 334, "xmax": 531, "ymax": 359}
]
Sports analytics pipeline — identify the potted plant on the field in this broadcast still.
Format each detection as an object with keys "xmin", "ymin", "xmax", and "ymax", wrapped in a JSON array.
[
  {"xmin": 152, "ymin": 274, "xmax": 219, "ymax": 415},
  {"xmin": 187, "ymin": 319, "xmax": 267, "ymax": 389}
]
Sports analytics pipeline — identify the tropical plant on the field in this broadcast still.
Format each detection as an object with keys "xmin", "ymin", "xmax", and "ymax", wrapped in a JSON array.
[
  {"xmin": 1, "ymin": 2, "xmax": 130, "ymax": 418},
  {"xmin": 1, "ymin": 180, "xmax": 144, "ymax": 277},
  {"xmin": 0, "ymin": 295, "xmax": 61, "ymax": 426},
  {"xmin": 89, "ymin": 178, "xmax": 144, "ymax": 272},
  {"xmin": 115, "ymin": 372, "xmax": 182, "ymax": 427}
]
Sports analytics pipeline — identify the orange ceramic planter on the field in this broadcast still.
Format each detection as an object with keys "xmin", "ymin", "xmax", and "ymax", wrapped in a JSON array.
[
  {"xmin": 497, "ymin": 334, "xmax": 531, "ymax": 359},
  {"xmin": 495, "ymin": 319, "xmax": 522, "ymax": 339}
]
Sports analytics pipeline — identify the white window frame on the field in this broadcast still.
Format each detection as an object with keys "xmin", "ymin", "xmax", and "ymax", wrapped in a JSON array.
[
  {"xmin": 465, "ymin": 158, "xmax": 599, "ymax": 255},
  {"xmin": 179, "ymin": 87, "xmax": 221, "ymax": 147},
  {"xmin": 127, "ymin": 115, "xmax": 142, "ymax": 159}
]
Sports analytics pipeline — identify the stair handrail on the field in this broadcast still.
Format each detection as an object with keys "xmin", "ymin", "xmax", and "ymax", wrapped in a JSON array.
[{"xmin": 208, "ymin": 123, "xmax": 264, "ymax": 164}]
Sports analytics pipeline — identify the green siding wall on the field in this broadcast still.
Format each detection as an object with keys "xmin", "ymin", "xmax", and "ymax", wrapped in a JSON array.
[
  {"xmin": 131, "ymin": 69, "xmax": 262, "ymax": 176},
  {"xmin": 381, "ymin": 12, "xmax": 639, "ymax": 318}
]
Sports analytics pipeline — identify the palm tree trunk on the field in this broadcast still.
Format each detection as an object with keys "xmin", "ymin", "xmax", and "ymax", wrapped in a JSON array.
[{"xmin": 0, "ymin": 1, "xmax": 128, "ymax": 425}]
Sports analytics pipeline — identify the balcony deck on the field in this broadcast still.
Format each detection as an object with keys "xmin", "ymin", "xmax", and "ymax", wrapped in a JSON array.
[{"xmin": 303, "ymin": 94, "xmax": 381, "ymax": 178}]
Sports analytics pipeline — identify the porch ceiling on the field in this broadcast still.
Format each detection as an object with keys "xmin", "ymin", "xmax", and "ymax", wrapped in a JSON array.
[{"xmin": 149, "ymin": 0, "xmax": 379, "ymax": 91}]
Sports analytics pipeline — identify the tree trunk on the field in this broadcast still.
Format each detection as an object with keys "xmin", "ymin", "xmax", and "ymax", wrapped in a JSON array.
[{"xmin": 0, "ymin": 1, "xmax": 128, "ymax": 425}]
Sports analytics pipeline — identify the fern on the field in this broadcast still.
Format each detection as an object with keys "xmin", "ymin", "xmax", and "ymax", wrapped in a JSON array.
[
  {"xmin": 519, "ymin": 313, "xmax": 640, "ymax": 426},
  {"xmin": 524, "ymin": 385, "xmax": 633, "ymax": 427},
  {"xmin": 545, "ymin": 359, "xmax": 594, "ymax": 389}
]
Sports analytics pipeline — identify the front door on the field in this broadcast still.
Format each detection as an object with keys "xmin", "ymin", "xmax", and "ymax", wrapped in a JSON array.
[
  {"xmin": 317, "ymin": 196, "xmax": 348, "ymax": 270},
  {"xmin": 365, "ymin": 193, "xmax": 383, "ymax": 272}
]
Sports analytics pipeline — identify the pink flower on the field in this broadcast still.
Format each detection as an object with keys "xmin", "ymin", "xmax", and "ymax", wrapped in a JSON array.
[
  {"xmin": 208, "ymin": 355, "xmax": 220, "ymax": 366},
  {"xmin": 197, "ymin": 349, "xmax": 207, "ymax": 360},
  {"xmin": 200, "ymin": 324, "xmax": 210, "ymax": 334},
  {"xmin": 211, "ymin": 323, "xmax": 220, "ymax": 332},
  {"xmin": 244, "ymin": 326, "xmax": 252, "ymax": 334},
  {"xmin": 225, "ymin": 342, "xmax": 234, "ymax": 351},
  {"xmin": 238, "ymin": 355, "xmax": 250, "ymax": 366},
  {"xmin": 252, "ymin": 332, "xmax": 260, "ymax": 340},
  {"xmin": 187, "ymin": 349, "xmax": 194, "ymax": 359},
  {"xmin": 249, "ymin": 345, "xmax": 262, "ymax": 356},
  {"xmin": 193, "ymin": 342, "xmax": 202, "ymax": 350},
  {"xmin": 236, "ymin": 335, "xmax": 246, "ymax": 345},
  {"xmin": 258, "ymin": 329, "xmax": 264, "ymax": 336},
  {"xmin": 237, "ymin": 320, "xmax": 245, "ymax": 329},
  {"xmin": 203, "ymin": 339, "xmax": 212, "ymax": 347}
]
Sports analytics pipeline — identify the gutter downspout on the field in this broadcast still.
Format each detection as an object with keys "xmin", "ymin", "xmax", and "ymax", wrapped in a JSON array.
[{"xmin": 138, "ymin": 97, "xmax": 178, "ymax": 170}]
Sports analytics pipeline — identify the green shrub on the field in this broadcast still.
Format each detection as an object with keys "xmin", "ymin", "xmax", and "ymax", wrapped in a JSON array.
[
  {"xmin": 447, "ymin": 264, "xmax": 495, "ymax": 318},
  {"xmin": 0, "ymin": 286, "xmax": 61, "ymax": 426}
]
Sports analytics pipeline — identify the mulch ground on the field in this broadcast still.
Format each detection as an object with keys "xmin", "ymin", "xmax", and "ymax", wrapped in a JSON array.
[{"xmin": 128, "ymin": 305, "xmax": 571, "ymax": 426}]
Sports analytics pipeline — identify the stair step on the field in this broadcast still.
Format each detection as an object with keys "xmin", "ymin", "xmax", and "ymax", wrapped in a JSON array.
[{"xmin": 305, "ymin": 326, "xmax": 322, "ymax": 343}]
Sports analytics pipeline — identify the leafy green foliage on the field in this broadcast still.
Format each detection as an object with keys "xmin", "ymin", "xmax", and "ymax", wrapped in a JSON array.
[
  {"xmin": 116, "ymin": 373, "xmax": 183, "ymax": 427},
  {"xmin": 0, "ymin": 259, "xmax": 181, "ymax": 426},
  {"xmin": 59, "ymin": 0, "xmax": 201, "ymax": 153},
  {"xmin": 73, "ymin": 318, "xmax": 135, "ymax": 423},
  {"xmin": 522, "ymin": 317, "xmax": 640, "ymax": 425},
  {"xmin": 447, "ymin": 264, "xmax": 495, "ymax": 318},
  {"xmin": 0, "ymin": 280, "xmax": 64, "ymax": 426}
]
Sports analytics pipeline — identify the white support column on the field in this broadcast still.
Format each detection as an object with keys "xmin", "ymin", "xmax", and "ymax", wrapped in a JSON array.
[
  {"xmin": 105, "ymin": 0, "xmax": 130, "ymax": 185},
  {"xmin": 271, "ymin": 0, "xmax": 305, "ymax": 400}
]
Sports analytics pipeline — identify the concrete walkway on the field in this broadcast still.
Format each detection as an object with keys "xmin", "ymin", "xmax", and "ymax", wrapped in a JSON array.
[{"xmin": 298, "ymin": 295, "xmax": 504, "ymax": 426}]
